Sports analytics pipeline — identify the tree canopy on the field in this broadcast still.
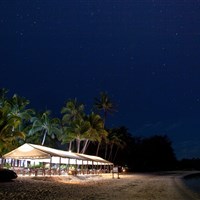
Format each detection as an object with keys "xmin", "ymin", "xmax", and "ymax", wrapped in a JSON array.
[{"xmin": 0, "ymin": 88, "xmax": 178, "ymax": 171}]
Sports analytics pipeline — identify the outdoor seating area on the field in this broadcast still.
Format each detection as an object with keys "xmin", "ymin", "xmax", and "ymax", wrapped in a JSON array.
[
  {"xmin": 1, "ymin": 143, "xmax": 113, "ymax": 177},
  {"xmin": 6, "ymin": 164, "xmax": 111, "ymax": 177}
]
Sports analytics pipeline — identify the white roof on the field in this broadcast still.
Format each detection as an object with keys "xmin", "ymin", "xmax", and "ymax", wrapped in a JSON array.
[
  {"xmin": 78, "ymin": 153, "xmax": 112, "ymax": 164},
  {"xmin": 3, "ymin": 143, "xmax": 113, "ymax": 165}
]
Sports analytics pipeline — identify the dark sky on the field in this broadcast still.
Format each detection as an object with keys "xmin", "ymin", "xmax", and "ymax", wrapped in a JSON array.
[{"xmin": 1, "ymin": 0, "xmax": 200, "ymax": 159}]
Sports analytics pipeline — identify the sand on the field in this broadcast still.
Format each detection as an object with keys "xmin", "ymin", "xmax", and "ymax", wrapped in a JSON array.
[{"xmin": 0, "ymin": 171, "xmax": 200, "ymax": 200}]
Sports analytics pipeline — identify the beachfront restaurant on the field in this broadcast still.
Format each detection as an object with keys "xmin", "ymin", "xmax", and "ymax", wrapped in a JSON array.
[{"xmin": 1, "ymin": 143, "xmax": 113, "ymax": 176}]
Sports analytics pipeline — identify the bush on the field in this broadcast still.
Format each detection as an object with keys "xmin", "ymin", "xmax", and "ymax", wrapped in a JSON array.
[{"xmin": 0, "ymin": 169, "xmax": 18, "ymax": 182}]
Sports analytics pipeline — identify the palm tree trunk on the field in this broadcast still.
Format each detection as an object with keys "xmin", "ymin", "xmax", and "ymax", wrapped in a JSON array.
[
  {"xmin": 103, "ymin": 111, "xmax": 107, "ymax": 127},
  {"xmin": 108, "ymin": 143, "xmax": 114, "ymax": 161},
  {"xmin": 76, "ymin": 139, "xmax": 80, "ymax": 153},
  {"xmin": 96, "ymin": 141, "xmax": 101, "ymax": 156},
  {"xmin": 113, "ymin": 146, "xmax": 119, "ymax": 162},
  {"xmin": 41, "ymin": 130, "xmax": 47, "ymax": 146},
  {"xmin": 85, "ymin": 140, "xmax": 90, "ymax": 153},
  {"xmin": 104, "ymin": 143, "xmax": 108, "ymax": 159},
  {"xmin": 68, "ymin": 141, "xmax": 72, "ymax": 151},
  {"xmin": 81, "ymin": 139, "xmax": 89, "ymax": 154}
]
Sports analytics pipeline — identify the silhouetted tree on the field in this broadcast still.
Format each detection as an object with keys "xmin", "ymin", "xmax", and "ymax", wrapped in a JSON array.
[
  {"xmin": 133, "ymin": 135, "xmax": 177, "ymax": 171},
  {"xmin": 94, "ymin": 92, "xmax": 116, "ymax": 156},
  {"xmin": 178, "ymin": 158, "xmax": 200, "ymax": 170}
]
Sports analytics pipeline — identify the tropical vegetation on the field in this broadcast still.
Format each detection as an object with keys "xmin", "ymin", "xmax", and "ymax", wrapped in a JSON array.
[{"xmin": 0, "ymin": 88, "xmax": 177, "ymax": 171}]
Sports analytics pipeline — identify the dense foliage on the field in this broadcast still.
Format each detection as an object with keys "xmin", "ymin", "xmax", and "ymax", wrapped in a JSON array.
[{"xmin": 0, "ymin": 88, "xmax": 179, "ymax": 171}]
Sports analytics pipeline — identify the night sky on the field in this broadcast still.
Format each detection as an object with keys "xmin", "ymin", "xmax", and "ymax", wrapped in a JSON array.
[{"xmin": 1, "ymin": 0, "xmax": 200, "ymax": 159}]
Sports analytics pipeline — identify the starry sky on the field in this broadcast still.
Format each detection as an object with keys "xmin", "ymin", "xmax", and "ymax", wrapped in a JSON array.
[{"xmin": 1, "ymin": 0, "xmax": 200, "ymax": 159}]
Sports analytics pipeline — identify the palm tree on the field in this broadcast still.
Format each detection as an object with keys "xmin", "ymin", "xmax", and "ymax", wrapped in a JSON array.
[
  {"xmin": 94, "ymin": 92, "xmax": 116, "ymax": 156},
  {"xmin": 65, "ymin": 118, "xmax": 90, "ymax": 153},
  {"xmin": 0, "ymin": 89, "xmax": 41, "ymax": 166},
  {"xmin": 59, "ymin": 126, "xmax": 75, "ymax": 151},
  {"xmin": 0, "ymin": 102, "xmax": 25, "ymax": 155},
  {"xmin": 60, "ymin": 99, "xmax": 86, "ymax": 151},
  {"xmin": 29, "ymin": 111, "xmax": 61, "ymax": 146},
  {"xmin": 94, "ymin": 92, "xmax": 116, "ymax": 124},
  {"xmin": 0, "ymin": 88, "xmax": 9, "ymax": 108},
  {"xmin": 81, "ymin": 112, "xmax": 107, "ymax": 154},
  {"xmin": 108, "ymin": 127, "xmax": 128, "ymax": 161},
  {"xmin": 8, "ymin": 94, "xmax": 34, "ymax": 132},
  {"xmin": 61, "ymin": 98, "xmax": 84, "ymax": 123}
]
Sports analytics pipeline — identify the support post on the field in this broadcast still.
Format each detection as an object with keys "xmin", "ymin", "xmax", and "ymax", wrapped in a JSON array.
[
  {"xmin": 50, "ymin": 157, "xmax": 52, "ymax": 176},
  {"xmin": 59, "ymin": 157, "xmax": 61, "ymax": 175}
]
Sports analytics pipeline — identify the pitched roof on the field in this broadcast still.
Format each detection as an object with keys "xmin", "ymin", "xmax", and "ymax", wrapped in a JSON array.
[{"xmin": 3, "ymin": 143, "xmax": 113, "ymax": 165}]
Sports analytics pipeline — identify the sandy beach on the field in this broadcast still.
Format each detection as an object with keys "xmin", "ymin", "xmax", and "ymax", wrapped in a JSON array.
[{"xmin": 0, "ymin": 171, "xmax": 200, "ymax": 200}]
